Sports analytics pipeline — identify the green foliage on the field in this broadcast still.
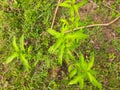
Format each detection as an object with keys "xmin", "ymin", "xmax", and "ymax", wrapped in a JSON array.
[
  {"xmin": 48, "ymin": 0, "xmax": 88, "ymax": 65},
  {"xmin": 48, "ymin": 27, "xmax": 88, "ymax": 65},
  {"xmin": 2, "ymin": 0, "xmax": 120, "ymax": 89},
  {"xmin": 59, "ymin": 0, "xmax": 88, "ymax": 17},
  {"xmin": 6, "ymin": 34, "xmax": 32, "ymax": 71},
  {"xmin": 68, "ymin": 52, "xmax": 102, "ymax": 89},
  {"xmin": 47, "ymin": 1, "xmax": 102, "ymax": 89},
  {"xmin": 0, "ymin": 1, "xmax": 55, "ymax": 89},
  {"xmin": 47, "ymin": 0, "xmax": 102, "ymax": 89}
]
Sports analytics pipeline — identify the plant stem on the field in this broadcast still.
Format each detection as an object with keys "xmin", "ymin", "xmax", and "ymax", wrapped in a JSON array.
[{"xmin": 66, "ymin": 16, "xmax": 120, "ymax": 33}]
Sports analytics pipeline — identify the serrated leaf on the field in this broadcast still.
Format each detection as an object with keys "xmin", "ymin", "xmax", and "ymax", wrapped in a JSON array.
[
  {"xmin": 12, "ymin": 36, "xmax": 19, "ymax": 52},
  {"xmin": 6, "ymin": 53, "xmax": 18, "ymax": 64},
  {"xmin": 69, "ymin": 68, "xmax": 77, "ymax": 78},
  {"xmin": 87, "ymin": 52, "xmax": 94, "ymax": 70},
  {"xmin": 47, "ymin": 28, "xmax": 61, "ymax": 38},
  {"xmin": 69, "ymin": 76, "xmax": 80, "ymax": 85},
  {"xmin": 20, "ymin": 34, "xmax": 25, "ymax": 52},
  {"xmin": 87, "ymin": 72, "xmax": 102, "ymax": 89}
]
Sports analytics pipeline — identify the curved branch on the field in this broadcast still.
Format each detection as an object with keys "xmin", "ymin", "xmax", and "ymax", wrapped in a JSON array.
[{"xmin": 66, "ymin": 16, "xmax": 120, "ymax": 33}]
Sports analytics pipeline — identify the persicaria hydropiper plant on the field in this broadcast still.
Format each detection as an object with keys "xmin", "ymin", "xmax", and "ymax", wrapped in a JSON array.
[{"xmin": 47, "ymin": 0, "xmax": 102, "ymax": 89}]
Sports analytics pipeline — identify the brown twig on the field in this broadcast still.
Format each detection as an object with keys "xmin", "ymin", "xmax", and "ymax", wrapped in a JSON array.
[
  {"xmin": 66, "ymin": 16, "xmax": 120, "ymax": 33},
  {"xmin": 51, "ymin": 0, "xmax": 61, "ymax": 29}
]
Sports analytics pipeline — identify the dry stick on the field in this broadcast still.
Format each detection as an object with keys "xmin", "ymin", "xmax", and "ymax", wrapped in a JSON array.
[
  {"xmin": 51, "ymin": 0, "xmax": 61, "ymax": 29},
  {"xmin": 66, "ymin": 16, "xmax": 120, "ymax": 33}
]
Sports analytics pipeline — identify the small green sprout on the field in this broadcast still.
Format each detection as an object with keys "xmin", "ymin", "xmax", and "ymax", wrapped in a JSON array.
[
  {"xmin": 68, "ymin": 52, "xmax": 102, "ymax": 89},
  {"xmin": 6, "ymin": 34, "xmax": 32, "ymax": 71}
]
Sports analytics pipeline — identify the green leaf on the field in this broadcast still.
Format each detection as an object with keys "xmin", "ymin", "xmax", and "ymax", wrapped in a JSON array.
[
  {"xmin": 6, "ymin": 53, "xmax": 18, "ymax": 64},
  {"xmin": 74, "ymin": 16, "xmax": 80, "ymax": 28},
  {"xmin": 87, "ymin": 52, "xmax": 94, "ymax": 70},
  {"xmin": 47, "ymin": 28, "xmax": 60, "ymax": 38},
  {"xmin": 70, "ymin": 8, "xmax": 74, "ymax": 17},
  {"xmin": 61, "ymin": 24, "xmax": 68, "ymax": 35},
  {"xmin": 48, "ymin": 38, "xmax": 63, "ymax": 53},
  {"xmin": 59, "ymin": 2, "xmax": 71, "ymax": 8},
  {"xmin": 60, "ymin": 19, "xmax": 69, "ymax": 25},
  {"xmin": 89, "ymin": 70, "xmax": 97, "ymax": 75},
  {"xmin": 20, "ymin": 34, "xmax": 25, "ymax": 52},
  {"xmin": 79, "ymin": 52, "xmax": 85, "ymax": 68},
  {"xmin": 12, "ymin": 36, "xmax": 19, "ymax": 52},
  {"xmin": 79, "ymin": 52, "xmax": 88, "ymax": 71},
  {"xmin": 58, "ymin": 43, "xmax": 65, "ymax": 65},
  {"xmin": 72, "ymin": 0, "xmax": 75, "ymax": 3},
  {"xmin": 67, "ymin": 49, "xmax": 75, "ymax": 60},
  {"xmin": 74, "ymin": 5, "xmax": 79, "ymax": 16},
  {"xmin": 68, "ymin": 64, "xmax": 73, "ymax": 72},
  {"xmin": 69, "ymin": 68, "xmax": 77, "ymax": 78},
  {"xmin": 27, "ymin": 45, "xmax": 32, "ymax": 53},
  {"xmin": 87, "ymin": 72, "xmax": 102, "ymax": 89},
  {"xmin": 20, "ymin": 54, "xmax": 30, "ymax": 70},
  {"xmin": 76, "ymin": 0, "xmax": 88, "ymax": 8},
  {"xmin": 65, "ymin": 32, "xmax": 88, "ymax": 40},
  {"xmin": 48, "ymin": 45, "xmax": 55, "ymax": 53},
  {"xmin": 79, "ymin": 77, "xmax": 84, "ymax": 89},
  {"xmin": 69, "ymin": 76, "xmax": 80, "ymax": 85}
]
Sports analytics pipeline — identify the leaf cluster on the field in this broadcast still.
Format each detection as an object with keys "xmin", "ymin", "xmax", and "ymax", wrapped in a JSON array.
[
  {"xmin": 47, "ymin": 0, "xmax": 102, "ymax": 89},
  {"xmin": 48, "ymin": 0, "xmax": 88, "ymax": 65},
  {"xmin": 48, "ymin": 23, "xmax": 88, "ymax": 65},
  {"xmin": 6, "ymin": 35, "xmax": 32, "ymax": 71},
  {"xmin": 68, "ymin": 52, "xmax": 102, "ymax": 89}
]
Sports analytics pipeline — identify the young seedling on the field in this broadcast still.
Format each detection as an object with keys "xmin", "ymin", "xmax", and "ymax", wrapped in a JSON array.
[
  {"xmin": 68, "ymin": 52, "xmax": 102, "ymax": 89},
  {"xmin": 6, "ymin": 34, "xmax": 32, "ymax": 71}
]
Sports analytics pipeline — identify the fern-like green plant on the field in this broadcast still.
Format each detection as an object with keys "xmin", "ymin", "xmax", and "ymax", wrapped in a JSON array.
[
  {"xmin": 68, "ymin": 52, "xmax": 102, "ymax": 89},
  {"xmin": 6, "ymin": 34, "xmax": 32, "ymax": 71}
]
